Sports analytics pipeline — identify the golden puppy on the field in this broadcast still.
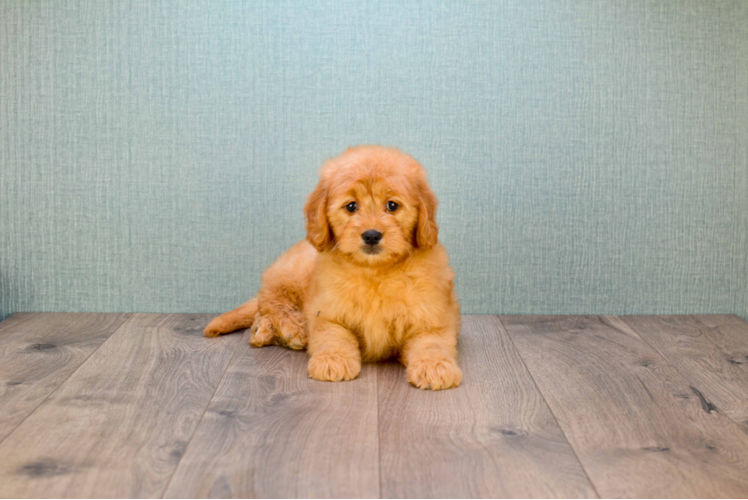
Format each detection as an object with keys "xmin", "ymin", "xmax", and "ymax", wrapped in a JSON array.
[{"xmin": 204, "ymin": 146, "xmax": 461, "ymax": 390}]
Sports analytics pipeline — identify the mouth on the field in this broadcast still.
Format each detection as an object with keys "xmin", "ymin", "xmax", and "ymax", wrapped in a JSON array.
[{"xmin": 362, "ymin": 245, "xmax": 382, "ymax": 255}]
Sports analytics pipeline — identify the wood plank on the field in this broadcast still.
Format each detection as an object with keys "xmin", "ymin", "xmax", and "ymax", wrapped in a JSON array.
[
  {"xmin": 622, "ymin": 315, "xmax": 748, "ymax": 433},
  {"xmin": 0, "ymin": 312, "xmax": 130, "ymax": 444},
  {"xmin": 378, "ymin": 316, "xmax": 597, "ymax": 498},
  {"xmin": 163, "ymin": 333, "xmax": 380, "ymax": 499},
  {"xmin": 501, "ymin": 315, "xmax": 748, "ymax": 498},
  {"xmin": 0, "ymin": 313, "xmax": 241, "ymax": 499}
]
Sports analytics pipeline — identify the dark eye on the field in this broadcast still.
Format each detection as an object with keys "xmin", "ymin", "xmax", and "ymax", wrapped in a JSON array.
[
  {"xmin": 387, "ymin": 201, "xmax": 399, "ymax": 212},
  {"xmin": 345, "ymin": 202, "xmax": 357, "ymax": 213}
]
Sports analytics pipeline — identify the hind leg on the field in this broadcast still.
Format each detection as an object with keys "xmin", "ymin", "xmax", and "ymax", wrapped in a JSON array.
[
  {"xmin": 210, "ymin": 240, "xmax": 316, "ymax": 348},
  {"xmin": 247, "ymin": 240, "xmax": 316, "ymax": 349},
  {"xmin": 248, "ymin": 307, "xmax": 307, "ymax": 349},
  {"xmin": 266, "ymin": 308, "xmax": 307, "ymax": 350},
  {"xmin": 249, "ymin": 313, "xmax": 276, "ymax": 347}
]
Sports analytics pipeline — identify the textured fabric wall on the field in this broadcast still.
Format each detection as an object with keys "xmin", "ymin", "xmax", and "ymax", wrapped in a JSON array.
[{"xmin": 1, "ymin": 1, "xmax": 746, "ymax": 320}]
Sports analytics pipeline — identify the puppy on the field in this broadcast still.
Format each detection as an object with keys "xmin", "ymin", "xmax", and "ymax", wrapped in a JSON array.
[{"xmin": 204, "ymin": 146, "xmax": 462, "ymax": 390}]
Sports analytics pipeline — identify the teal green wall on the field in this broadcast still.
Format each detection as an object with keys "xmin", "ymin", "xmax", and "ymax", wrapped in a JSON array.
[{"xmin": 1, "ymin": 1, "xmax": 747, "ymax": 320}]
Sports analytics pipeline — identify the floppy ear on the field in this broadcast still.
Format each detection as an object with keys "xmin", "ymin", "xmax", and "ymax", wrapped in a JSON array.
[
  {"xmin": 304, "ymin": 180, "xmax": 332, "ymax": 251},
  {"xmin": 415, "ymin": 183, "xmax": 439, "ymax": 249}
]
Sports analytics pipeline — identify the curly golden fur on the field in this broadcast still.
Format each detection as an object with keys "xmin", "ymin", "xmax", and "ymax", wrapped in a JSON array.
[{"xmin": 204, "ymin": 146, "xmax": 461, "ymax": 390}]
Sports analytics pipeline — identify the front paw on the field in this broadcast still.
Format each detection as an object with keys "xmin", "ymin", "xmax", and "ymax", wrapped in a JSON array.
[
  {"xmin": 407, "ymin": 356, "xmax": 462, "ymax": 390},
  {"xmin": 308, "ymin": 351, "xmax": 361, "ymax": 382}
]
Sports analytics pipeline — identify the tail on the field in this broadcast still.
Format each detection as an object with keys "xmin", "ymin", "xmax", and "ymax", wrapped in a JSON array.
[{"xmin": 203, "ymin": 297, "xmax": 259, "ymax": 337}]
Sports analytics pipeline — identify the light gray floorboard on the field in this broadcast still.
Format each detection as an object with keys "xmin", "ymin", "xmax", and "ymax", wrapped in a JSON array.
[
  {"xmin": 3, "ymin": 313, "xmax": 748, "ymax": 498},
  {"xmin": 622, "ymin": 315, "xmax": 748, "ymax": 434},
  {"xmin": 0, "ymin": 314, "xmax": 240, "ymax": 499},
  {"xmin": 501, "ymin": 315, "xmax": 748, "ymax": 498},
  {"xmin": 163, "ymin": 331, "xmax": 380, "ymax": 499},
  {"xmin": 0, "ymin": 313, "xmax": 130, "ymax": 444},
  {"xmin": 378, "ymin": 315, "xmax": 597, "ymax": 498}
]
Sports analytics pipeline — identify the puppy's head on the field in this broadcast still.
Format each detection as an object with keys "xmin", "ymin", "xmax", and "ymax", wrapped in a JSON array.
[{"xmin": 304, "ymin": 146, "xmax": 438, "ymax": 266}]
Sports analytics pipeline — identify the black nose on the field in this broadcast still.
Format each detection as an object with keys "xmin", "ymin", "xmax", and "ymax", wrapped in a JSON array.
[{"xmin": 361, "ymin": 230, "xmax": 383, "ymax": 245}]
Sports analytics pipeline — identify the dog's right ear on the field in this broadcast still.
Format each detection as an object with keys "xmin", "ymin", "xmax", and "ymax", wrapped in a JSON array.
[{"xmin": 304, "ymin": 180, "xmax": 332, "ymax": 251}]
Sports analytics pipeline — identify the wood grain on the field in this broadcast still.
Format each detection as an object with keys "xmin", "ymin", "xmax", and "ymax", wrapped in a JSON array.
[
  {"xmin": 163, "ymin": 332, "xmax": 380, "ymax": 499},
  {"xmin": 0, "ymin": 312, "xmax": 130, "ymax": 444},
  {"xmin": 501, "ymin": 315, "xmax": 748, "ymax": 498},
  {"xmin": 3, "ymin": 313, "xmax": 748, "ymax": 498},
  {"xmin": 378, "ymin": 316, "xmax": 597, "ymax": 498},
  {"xmin": 0, "ymin": 314, "xmax": 240, "ymax": 499},
  {"xmin": 622, "ymin": 315, "xmax": 748, "ymax": 433}
]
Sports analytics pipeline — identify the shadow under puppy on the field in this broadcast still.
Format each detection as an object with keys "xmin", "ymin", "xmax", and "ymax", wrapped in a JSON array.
[{"xmin": 205, "ymin": 146, "xmax": 461, "ymax": 390}]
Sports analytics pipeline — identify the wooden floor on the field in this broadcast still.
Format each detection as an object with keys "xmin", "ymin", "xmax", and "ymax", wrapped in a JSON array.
[{"xmin": 0, "ymin": 314, "xmax": 747, "ymax": 498}]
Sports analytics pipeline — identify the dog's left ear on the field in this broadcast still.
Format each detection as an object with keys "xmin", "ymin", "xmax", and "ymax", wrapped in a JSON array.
[
  {"xmin": 415, "ymin": 183, "xmax": 439, "ymax": 249},
  {"xmin": 304, "ymin": 180, "xmax": 333, "ymax": 251}
]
